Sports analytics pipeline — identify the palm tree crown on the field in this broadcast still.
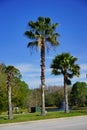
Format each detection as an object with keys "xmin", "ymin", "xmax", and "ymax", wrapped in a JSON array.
[
  {"xmin": 51, "ymin": 53, "xmax": 80, "ymax": 84},
  {"xmin": 25, "ymin": 16, "xmax": 60, "ymax": 50}
]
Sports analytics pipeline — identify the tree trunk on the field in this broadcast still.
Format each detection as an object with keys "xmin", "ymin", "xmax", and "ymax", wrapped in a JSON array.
[
  {"xmin": 40, "ymin": 38, "xmax": 46, "ymax": 116},
  {"xmin": 64, "ymin": 75, "xmax": 69, "ymax": 113},
  {"xmin": 7, "ymin": 76, "xmax": 13, "ymax": 119}
]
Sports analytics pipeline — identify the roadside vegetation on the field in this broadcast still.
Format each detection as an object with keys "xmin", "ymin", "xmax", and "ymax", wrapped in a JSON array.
[
  {"xmin": 0, "ymin": 110, "xmax": 87, "ymax": 124},
  {"xmin": 0, "ymin": 63, "xmax": 87, "ymax": 123}
]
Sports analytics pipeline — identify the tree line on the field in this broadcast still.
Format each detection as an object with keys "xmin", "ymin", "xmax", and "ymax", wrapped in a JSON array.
[
  {"xmin": 1, "ymin": 65, "xmax": 87, "ymax": 115},
  {"xmin": 28, "ymin": 82, "xmax": 87, "ymax": 110}
]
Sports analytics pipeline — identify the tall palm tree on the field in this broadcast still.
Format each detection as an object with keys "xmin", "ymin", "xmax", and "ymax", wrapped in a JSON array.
[
  {"xmin": 50, "ymin": 52, "xmax": 80, "ymax": 113},
  {"xmin": 5, "ymin": 66, "xmax": 21, "ymax": 119},
  {"xmin": 25, "ymin": 17, "xmax": 60, "ymax": 115}
]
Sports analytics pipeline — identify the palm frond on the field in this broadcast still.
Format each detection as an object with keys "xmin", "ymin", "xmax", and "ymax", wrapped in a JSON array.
[
  {"xmin": 51, "ymin": 23, "xmax": 59, "ymax": 31},
  {"xmin": 27, "ymin": 41, "xmax": 38, "ymax": 48},
  {"xmin": 25, "ymin": 31, "xmax": 35, "ymax": 39},
  {"xmin": 66, "ymin": 78, "xmax": 71, "ymax": 85},
  {"xmin": 45, "ymin": 17, "xmax": 51, "ymax": 25},
  {"xmin": 46, "ymin": 34, "xmax": 59, "ymax": 45},
  {"xmin": 28, "ymin": 21, "xmax": 36, "ymax": 29},
  {"xmin": 51, "ymin": 69, "xmax": 61, "ymax": 75}
]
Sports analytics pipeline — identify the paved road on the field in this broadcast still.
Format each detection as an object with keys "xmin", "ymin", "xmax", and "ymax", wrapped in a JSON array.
[{"xmin": 0, "ymin": 116, "xmax": 87, "ymax": 130}]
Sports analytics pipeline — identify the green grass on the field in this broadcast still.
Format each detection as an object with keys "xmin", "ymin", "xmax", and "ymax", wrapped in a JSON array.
[{"xmin": 0, "ymin": 110, "xmax": 87, "ymax": 124}]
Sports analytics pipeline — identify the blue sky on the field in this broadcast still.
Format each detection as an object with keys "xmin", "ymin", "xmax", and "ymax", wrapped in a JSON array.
[{"xmin": 0, "ymin": 0, "xmax": 87, "ymax": 88}]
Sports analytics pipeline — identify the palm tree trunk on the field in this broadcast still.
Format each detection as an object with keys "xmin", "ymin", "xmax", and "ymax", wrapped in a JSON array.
[
  {"xmin": 7, "ymin": 77, "xmax": 13, "ymax": 119},
  {"xmin": 64, "ymin": 75, "xmax": 69, "ymax": 113},
  {"xmin": 40, "ymin": 38, "xmax": 45, "ymax": 116}
]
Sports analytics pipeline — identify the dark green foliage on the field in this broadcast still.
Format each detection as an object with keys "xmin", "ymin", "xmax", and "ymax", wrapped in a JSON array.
[
  {"xmin": 12, "ymin": 80, "xmax": 29, "ymax": 108},
  {"xmin": 0, "ymin": 87, "xmax": 7, "ymax": 111},
  {"xmin": 45, "ymin": 86, "xmax": 64, "ymax": 107},
  {"xmin": 45, "ymin": 93, "xmax": 55, "ymax": 106},
  {"xmin": 70, "ymin": 82, "xmax": 87, "ymax": 107},
  {"xmin": 0, "ymin": 64, "xmax": 7, "ymax": 112}
]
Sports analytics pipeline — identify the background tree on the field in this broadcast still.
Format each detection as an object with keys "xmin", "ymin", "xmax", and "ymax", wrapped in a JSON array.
[
  {"xmin": 0, "ymin": 64, "xmax": 7, "ymax": 112},
  {"xmin": 70, "ymin": 81, "xmax": 87, "ymax": 108},
  {"xmin": 45, "ymin": 86, "xmax": 64, "ymax": 107},
  {"xmin": 25, "ymin": 16, "xmax": 60, "ymax": 115},
  {"xmin": 12, "ymin": 80, "xmax": 29, "ymax": 109},
  {"xmin": 50, "ymin": 52, "xmax": 80, "ymax": 113},
  {"xmin": 45, "ymin": 92, "xmax": 55, "ymax": 107},
  {"xmin": 5, "ymin": 65, "xmax": 21, "ymax": 120},
  {"xmin": 26, "ymin": 88, "xmax": 41, "ymax": 112}
]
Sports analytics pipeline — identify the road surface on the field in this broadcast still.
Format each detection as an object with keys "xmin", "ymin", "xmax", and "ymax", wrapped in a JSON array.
[{"xmin": 0, "ymin": 116, "xmax": 87, "ymax": 130}]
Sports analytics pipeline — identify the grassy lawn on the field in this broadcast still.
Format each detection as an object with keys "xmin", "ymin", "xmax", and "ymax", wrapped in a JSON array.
[{"xmin": 0, "ymin": 110, "xmax": 87, "ymax": 124}]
